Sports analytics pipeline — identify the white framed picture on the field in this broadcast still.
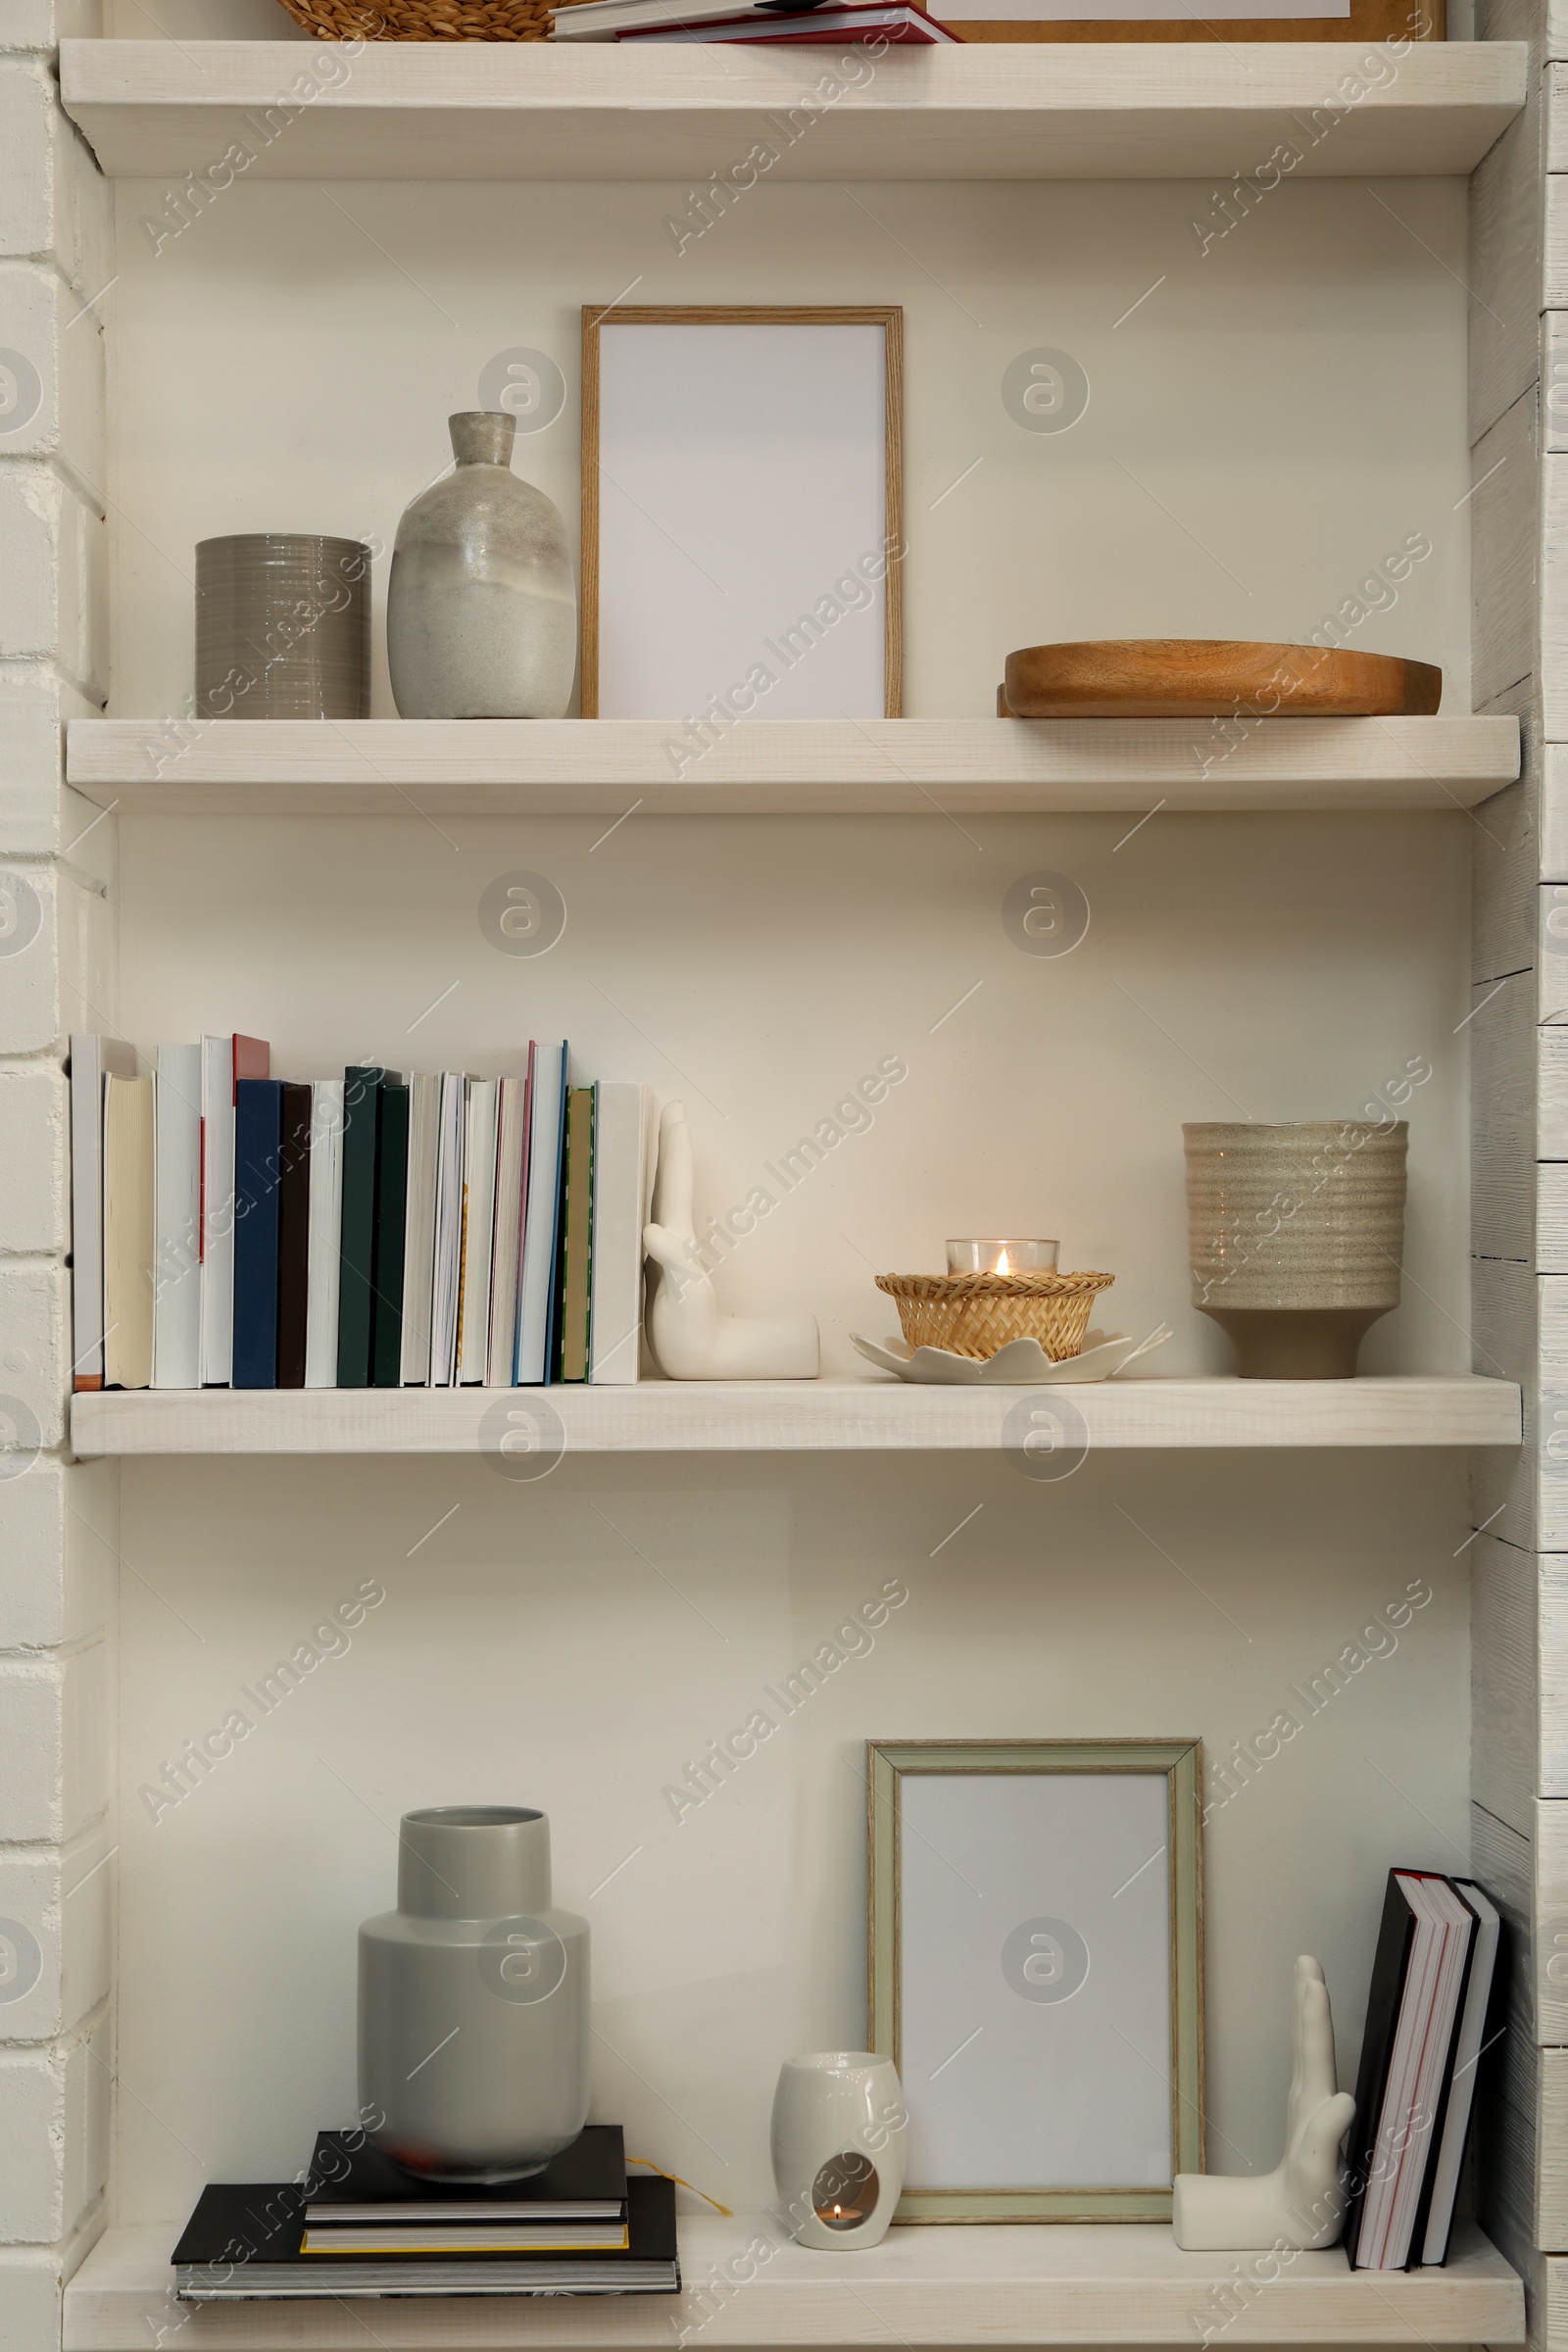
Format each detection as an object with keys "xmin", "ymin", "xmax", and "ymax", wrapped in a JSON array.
[
  {"xmin": 580, "ymin": 306, "xmax": 903, "ymax": 725},
  {"xmin": 867, "ymin": 1739, "xmax": 1204, "ymax": 2222}
]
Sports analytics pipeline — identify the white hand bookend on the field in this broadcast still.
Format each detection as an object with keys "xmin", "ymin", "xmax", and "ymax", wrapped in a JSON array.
[
  {"xmin": 1173, "ymin": 1956, "xmax": 1356, "ymax": 2251},
  {"xmin": 643, "ymin": 1102, "xmax": 819, "ymax": 1381}
]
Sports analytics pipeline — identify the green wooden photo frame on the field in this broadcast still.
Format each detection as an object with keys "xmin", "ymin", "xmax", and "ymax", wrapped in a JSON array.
[{"xmin": 866, "ymin": 1738, "xmax": 1204, "ymax": 2224}]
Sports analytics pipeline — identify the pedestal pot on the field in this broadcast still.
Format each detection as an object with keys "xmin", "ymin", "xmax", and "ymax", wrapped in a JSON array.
[{"xmin": 359, "ymin": 1805, "xmax": 589, "ymax": 2181}]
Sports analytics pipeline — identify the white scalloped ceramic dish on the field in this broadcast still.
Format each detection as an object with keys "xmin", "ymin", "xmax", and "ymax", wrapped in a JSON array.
[{"xmin": 849, "ymin": 1325, "xmax": 1173, "ymax": 1387}]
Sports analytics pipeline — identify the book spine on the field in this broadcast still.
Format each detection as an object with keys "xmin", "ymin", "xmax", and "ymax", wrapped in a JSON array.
[
  {"xmin": 372, "ymin": 1085, "xmax": 411, "ymax": 1388},
  {"xmin": 337, "ymin": 1066, "xmax": 383, "ymax": 1390},
  {"xmin": 232, "ymin": 1080, "xmax": 281, "ymax": 1390}
]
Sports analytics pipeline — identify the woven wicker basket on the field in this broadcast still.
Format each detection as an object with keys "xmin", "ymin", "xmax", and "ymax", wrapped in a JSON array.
[
  {"xmin": 874, "ymin": 1270, "xmax": 1115, "ymax": 1363},
  {"xmin": 274, "ymin": 0, "xmax": 552, "ymax": 38}
]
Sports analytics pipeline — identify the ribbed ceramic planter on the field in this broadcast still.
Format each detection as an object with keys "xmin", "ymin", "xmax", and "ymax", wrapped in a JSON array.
[
  {"xmin": 195, "ymin": 534, "xmax": 370, "ymax": 719},
  {"xmin": 1183, "ymin": 1121, "xmax": 1408, "ymax": 1379},
  {"xmin": 359, "ymin": 1806, "xmax": 589, "ymax": 2181}
]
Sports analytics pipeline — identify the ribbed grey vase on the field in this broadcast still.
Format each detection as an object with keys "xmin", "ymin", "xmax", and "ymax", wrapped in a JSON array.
[
  {"xmin": 1183, "ymin": 1120, "xmax": 1408, "ymax": 1378},
  {"xmin": 359, "ymin": 1807, "xmax": 590, "ymax": 2181},
  {"xmin": 386, "ymin": 413, "xmax": 576, "ymax": 719}
]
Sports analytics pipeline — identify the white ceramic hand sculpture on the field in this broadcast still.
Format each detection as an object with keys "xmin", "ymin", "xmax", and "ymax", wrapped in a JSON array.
[
  {"xmin": 643, "ymin": 1102, "xmax": 819, "ymax": 1381},
  {"xmin": 1173, "ymin": 1956, "xmax": 1356, "ymax": 2251}
]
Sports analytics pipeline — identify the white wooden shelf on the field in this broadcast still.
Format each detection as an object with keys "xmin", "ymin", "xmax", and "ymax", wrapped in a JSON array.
[
  {"xmin": 58, "ymin": 41, "xmax": 1524, "ymax": 182},
  {"xmin": 66, "ymin": 716, "xmax": 1520, "ymax": 818},
  {"xmin": 69, "ymin": 1376, "xmax": 1521, "ymax": 1456},
  {"xmin": 63, "ymin": 2217, "xmax": 1524, "ymax": 2348}
]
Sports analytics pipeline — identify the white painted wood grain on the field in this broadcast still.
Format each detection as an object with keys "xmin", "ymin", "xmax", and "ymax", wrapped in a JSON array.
[
  {"xmin": 1538, "ymin": 1278, "xmax": 1568, "ymax": 1552},
  {"xmin": 1544, "ymin": 1166, "xmax": 1568, "ymax": 1269},
  {"xmin": 1474, "ymin": 680, "xmax": 1539, "ymax": 983},
  {"xmin": 60, "ymin": 2218, "xmax": 1525, "ymax": 2351},
  {"xmin": 1537, "ymin": 2051, "xmax": 1568, "ymax": 2250},
  {"xmin": 56, "ymin": 40, "xmax": 1527, "ymax": 183},
  {"xmin": 1540, "ymin": 1027, "xmax": 1568, "ymax": 1154},
  {"xmin": 1476, "ymin": 391, "xmax": 1542, "ymax": 716},
  {"xmin": 1475, "ymin": 1532, "xmax": 1543, "ymax": 1837},
  {"xmin": 1473, "ymin": 972, "xmax": 1537, "ymax": 1260},
  {"xmin": 63, "ymin": 717, "xmax": 1522, "ymax": 818},
  {"xmin": 67, "ymin": 1376, "xmax": 1520, "ymax": 1458},
  {"xmin": 1471, "ymin": 55, "xmax": 1544, "ymax": 445},
  {"xmin": 1474, "ymin": 1256, "xmax": 1538, "ymax": 1544},
  {"xmin": 1541, "ymin": 742, "xmax": 1568, "ymax": 880},
  {"xmin": 1546, "ymin": 318, "xmax": 1568, "ymax": 456}
]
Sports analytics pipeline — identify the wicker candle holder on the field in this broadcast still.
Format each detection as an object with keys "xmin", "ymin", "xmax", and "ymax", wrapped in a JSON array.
[
  {"xmin": 874, "ymin": 1270, "xmax": 1114, "ymax": 1363},
  {"xmin": 272, "ymin": 0, "xmax": 552, "ymax": 38}
]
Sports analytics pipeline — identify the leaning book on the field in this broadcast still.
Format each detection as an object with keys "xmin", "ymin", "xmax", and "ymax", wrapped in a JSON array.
[{"xmin": 172, "ymin": 2171, "xmax": 678, "ymax": 2299}]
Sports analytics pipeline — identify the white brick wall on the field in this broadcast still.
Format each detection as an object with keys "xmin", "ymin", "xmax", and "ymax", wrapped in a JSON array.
[{"xmin": 0, "ymin": 0, "xmax": 115, "ymax": 2340}]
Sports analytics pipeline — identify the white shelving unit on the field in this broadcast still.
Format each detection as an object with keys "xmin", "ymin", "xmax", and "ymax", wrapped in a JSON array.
[
  {"xmin": 66, "ymin": 715, "xmax": 1521, "ymax": 818},
  {"xmin": 57, "ymin": 39, "xmax": 1527, "ymax": 182},
  {"xmin": 61, "ymin": 2217, "xmax": 1527, "ymax": 2349},
  {"xmin": 9, "ymin": 18, "xmax": 1546, "ymax": 2352},
  {"xmin": 69, "ymin": 1376, "xmax": 1522, "ymax": 1456}
]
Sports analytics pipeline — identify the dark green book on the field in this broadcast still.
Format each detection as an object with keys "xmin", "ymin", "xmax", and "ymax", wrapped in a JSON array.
[
  {"xmin": 371, "ymin": 1083, "xmax": 410, "ymax": 1389},
  {"xmin": 337, "ymin": 1065, "xmax": 390, "ymax": 1390}
]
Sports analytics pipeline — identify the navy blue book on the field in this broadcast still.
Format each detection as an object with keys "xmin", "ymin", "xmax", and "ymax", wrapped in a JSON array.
[{"xmin": 233, "ymin": 1079, "xmax": 282, "ymax": 1390}]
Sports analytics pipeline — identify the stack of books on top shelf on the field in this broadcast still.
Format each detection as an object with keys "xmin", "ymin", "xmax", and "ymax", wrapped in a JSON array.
[
  {"xmin": 71, "ymin": 1035, "xmax": 656, "ymax": 1393},
  {"xmin": 171, "ymin": 2124, "xmax": 681, "ymax": 2302},
  {"xmin": 1345, "ymin": 1869, "xmax": 1503, "ymax": 2271},
  {"xmin": 552, "ymin": 0, "xmax": 958, "ymax": 41}
]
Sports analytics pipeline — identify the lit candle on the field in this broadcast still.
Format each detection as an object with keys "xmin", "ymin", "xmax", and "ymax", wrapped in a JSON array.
[{"xmin": 946, "ymin": 1238, "xmax": 1058, "ymax": 1275}]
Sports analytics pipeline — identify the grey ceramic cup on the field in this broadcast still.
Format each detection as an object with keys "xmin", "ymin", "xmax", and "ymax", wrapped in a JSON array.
[{"xmin": 195, "ymin": 533, "xmax": 370, "ymax": 719}]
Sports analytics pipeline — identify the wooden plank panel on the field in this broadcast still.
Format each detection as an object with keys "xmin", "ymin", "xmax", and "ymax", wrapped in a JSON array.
[
  {"xmin": 1475, "ymin": 1532, "xmax": 1544, "ymax": 1837},
  {"xmin": 1474, "ymin": 970, "xmax": 1537, "ymax": 1260},
  {"xmin": 1474, "ymin": 677, "xmax": 1539, "ymax": 980},
  {"xmin": 67, "ymin": 1376, "xmax": 1521, "ymax": 1458},
  {"xmin": 1477, "ymin": 390, "xmax": 1542, "ymax": 716},
  {"xmin": 60, "ymin": 2219, "xmax": 1526, "ymax": 2351},
  {"xmin": 56, "ymin": 41, "xmax": 1527, "ymax": 184},
  {"xmin": 62, "ymin": 716, "xmax": 1522, "ymax": 819},
  {"xmin": 1471, "ymin": 31, "xmax": 1544, "ymax": 444},
  {"xmin": 1475, "ymin": 1256, "xmax": 1539, "ymax": 1544},
  {"xmin": 1540, "ymin": 1025, "xmax": 1568, "ymax": 1154}
]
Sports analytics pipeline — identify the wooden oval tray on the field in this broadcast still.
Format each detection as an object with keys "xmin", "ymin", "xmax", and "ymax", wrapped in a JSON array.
[{"xmin": 1001, "ymin": 640, "xmax": 1442, "ymax": 718}]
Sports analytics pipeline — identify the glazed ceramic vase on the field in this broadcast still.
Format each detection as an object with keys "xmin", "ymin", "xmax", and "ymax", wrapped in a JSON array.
[
  {"xmin": 770, "ymin": 2052, "xmax": 906, "ymax": 2249},
  {"xmin": 1183, "ymin": 1121, "xmax": 1408, "ymax": 1379},
  {"xmin": 359, "ymin": 1806, "xmax": 590, "ymax": 2181},
  {"xmin": 386, "ymin": 413, "xmax": 576, "ymax": 719}
]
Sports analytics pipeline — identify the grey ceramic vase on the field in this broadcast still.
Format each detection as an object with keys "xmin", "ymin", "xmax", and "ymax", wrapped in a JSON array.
[
  {"xmin": 359, "ymin": 1806, "xmax": 590, "ymax": 2181},
  {"xmin": 386, "ymin": 413, "xmax": 576, "ymax": 719},
  {"xmin": 1183, "ymin": 1120, "xmax": 1408, "ymax": 1379}
]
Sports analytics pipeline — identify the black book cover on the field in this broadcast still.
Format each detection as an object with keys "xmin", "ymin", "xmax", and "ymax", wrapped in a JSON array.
[
  {"xmin": 174, "ymin": 2169, "xmax": 671, "ymax": 2276},
  {"xmin": 307, "ymin": 2123, "xmax": 626, "ymax": 2210},
  {"xmin": 1344, "ymin": 1871, "xmax": 1421, "ymax": 2267},
  {"xmin": 336, "ymin": 1064, "xmax": 384, "ymax": 1391},
  {"xmin": 371, "ymin": 1083, "xmax": 410, "ymax": 1389},
  {"xmin": 275, "ymin": 1081, "xmax": 312, "ymax": 1390},
  {"xmin": 232, "ymin": 1080, "xmax": 282, "ymax": 1390}
]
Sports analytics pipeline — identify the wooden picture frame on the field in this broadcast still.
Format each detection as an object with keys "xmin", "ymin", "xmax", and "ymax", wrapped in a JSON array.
[
  {"xmin": 580, "ymin": 305, "xmax": 903, "ymax": 721},
  {"xmin": 867, "ymin": 1739, "xmax": 1204, "ymax": 2224}
]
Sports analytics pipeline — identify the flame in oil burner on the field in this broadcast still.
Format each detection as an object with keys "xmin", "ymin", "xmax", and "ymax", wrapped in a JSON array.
[{"xmin": 996, "ymin": 1249, "xmax": 1010, "ymax": 1276}]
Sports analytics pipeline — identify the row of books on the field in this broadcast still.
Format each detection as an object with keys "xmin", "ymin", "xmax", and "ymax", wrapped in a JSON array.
[
  {"xmin": 553, "ymin": 0, "xmax": 957, "ymax": 42},
  {"xmin": 1344, "ymin": 1870, "xmax": 1502, "ymax": 2271},
  {"xmin": 172, "ymin": 2125, "xmax": 680, "ymax": 2301},
  {"xmin": 71, "ymin": 1035, "xmax": 656, "ymax": 1393}
]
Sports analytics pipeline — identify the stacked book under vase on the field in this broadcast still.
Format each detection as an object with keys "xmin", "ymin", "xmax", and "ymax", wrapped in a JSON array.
[{"xmin": 172, "ymin": 2124, "xmax": 680, "ymax": 2300}]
